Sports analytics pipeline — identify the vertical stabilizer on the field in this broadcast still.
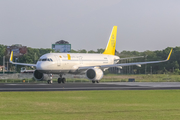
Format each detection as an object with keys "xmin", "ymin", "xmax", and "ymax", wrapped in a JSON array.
[{"xmin": 103, "ymin": 26, "xmax": 117, "ymax": 55}]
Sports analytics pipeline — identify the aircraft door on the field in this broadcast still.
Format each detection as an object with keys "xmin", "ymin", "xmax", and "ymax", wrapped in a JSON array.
[{"xmin": 55, "ymin": 56, "xmax": 61, "ymax": 66}]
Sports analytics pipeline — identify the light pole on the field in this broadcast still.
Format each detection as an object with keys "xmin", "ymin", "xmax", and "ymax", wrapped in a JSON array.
[
  {"xmin": 3, "ymin": 56, "xmax": 5, "ymax": 75},
  {"xmin": 6, "ymin": 61, "xmax": 8, "ymax": 72},
  {"xmin": 151, "ymin": 66, "xmax": 152, "ymax": 74},
  {"xmin": 15, "ymin": 58, "xmax": 18, "ymax": 72},
  {"xmin": 145, "ymin": 55, "xmax": 147, "ymax": 74}
]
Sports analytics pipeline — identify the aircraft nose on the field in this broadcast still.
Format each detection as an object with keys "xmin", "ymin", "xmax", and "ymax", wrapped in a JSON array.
[{"xmin": 36, "ymin": 62, "xmax": 45, "ymax": 70}]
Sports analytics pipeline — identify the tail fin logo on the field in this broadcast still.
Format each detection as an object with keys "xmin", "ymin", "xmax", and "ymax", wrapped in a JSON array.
[
  {"xmin": 111, "ymin": 40, "xmax": 115, "ymax": 47},
  {"xmin": 111, "ymin": 35, "xmax": 115, "ymax": 47},
  {"xmin": 112, "ymin": 35, "xmax": 114, "ymax": 39}
]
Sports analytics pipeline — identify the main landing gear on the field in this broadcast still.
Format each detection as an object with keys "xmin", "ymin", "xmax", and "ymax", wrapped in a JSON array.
[
  {"xmin": 58, "ymin": 75, "xmax": 66, "ymax": 84},
  {"xmin": 92, "ymin": 80, "xmax": 99, "ymax": 83}
]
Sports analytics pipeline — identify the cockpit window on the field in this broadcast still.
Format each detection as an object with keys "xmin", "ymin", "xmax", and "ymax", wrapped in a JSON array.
[
  {"xmin": 38, "ymin": 58, "xmax": 53, "ymax": 62},
  {"xmin": 42, "ymin": 59, "xmax": 47, "ymax": 61}
]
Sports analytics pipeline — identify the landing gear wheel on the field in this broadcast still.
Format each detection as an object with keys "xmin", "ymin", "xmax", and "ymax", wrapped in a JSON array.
[
  {"xmin": 47, "ymin": 80, "xmax": 53, "ymax": 84},
  {"xmin": 57, "ymin": 75, "xmax": 66, "ymax": 84},
  {"xmin": 47, "ymin": 80, "xmax": 50, "ymax": 84},
  {"xmin": 62, "ymin": 78, "xmax": 66, "ymax": 84},
  {"xmin": 92, "ymin": 81, "xmax": 95, "ymax": 83},
  {"xmin": 58, "ymin": 78, "xmax": 61, "ymax": 84},
  {"xmin": 96, "ymin": 81, "xmax": 99, "ymax": 83}
]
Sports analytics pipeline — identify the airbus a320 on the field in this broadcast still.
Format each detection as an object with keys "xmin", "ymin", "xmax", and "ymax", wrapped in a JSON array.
[{"xmin": 9, "ymin": 26, "xmax": 173, "ymax": 84}]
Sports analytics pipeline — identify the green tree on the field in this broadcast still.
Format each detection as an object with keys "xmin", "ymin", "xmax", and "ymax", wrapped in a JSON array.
[
  {"xmin": 0, "ymin": 44, "xmax": 6, "ymax": 65},
  {"xmin": 97, "ymin": 49, "xmax": 104, "ymax": 53},
  {"xmin": 78, "ymin": 49, "xmax": 87, "ymax": 53},
  {"xmin": 70, "ymin": 49, "xmax": 77, "ymax": 53},
  {"xmin": 88, "ymin": 50, "xmax": 96, "ymax": 53}
]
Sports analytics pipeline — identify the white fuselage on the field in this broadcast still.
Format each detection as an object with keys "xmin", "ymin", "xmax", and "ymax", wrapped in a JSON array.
[{"xmin": 36, "ymin": 53, "xmax": 119, "ymax": 74}]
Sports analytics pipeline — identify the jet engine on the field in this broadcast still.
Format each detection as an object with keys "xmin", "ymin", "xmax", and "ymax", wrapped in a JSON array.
[
  {"xmin": 33, "ymin": 70, "xmax": 48, "ymax": 81},
  {"xmin": 86, "ymin": 68, "xmax": 103, "ymax": 81}
]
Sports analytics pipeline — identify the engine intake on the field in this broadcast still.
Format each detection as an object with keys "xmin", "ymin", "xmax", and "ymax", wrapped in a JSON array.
[
  {"xmin": 33, "ymin": 70, "xmax": 47, "ymax": 81},
  {"xmin": 86, "ymin": 68, "xmax": 103, "ymax": 80}
]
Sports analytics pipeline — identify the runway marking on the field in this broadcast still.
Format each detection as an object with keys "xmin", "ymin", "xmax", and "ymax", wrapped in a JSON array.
[{"xmin": 4, "ymin": 84, "xmax": 49, "ymax": 86}]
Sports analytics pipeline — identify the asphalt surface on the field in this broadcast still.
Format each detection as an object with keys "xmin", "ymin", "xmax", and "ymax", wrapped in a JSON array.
[{"xmin": 1, "ymin": 82, "xmax": 180, "ymax": 91}]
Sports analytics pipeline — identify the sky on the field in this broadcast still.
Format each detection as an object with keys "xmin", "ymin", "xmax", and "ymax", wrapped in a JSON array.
[{"xmin": 0, "ymin": 0, "xmax": 180, "ymax": 52}]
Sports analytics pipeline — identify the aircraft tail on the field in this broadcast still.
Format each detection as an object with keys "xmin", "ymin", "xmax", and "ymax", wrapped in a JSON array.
[{"xmin": 103, "ymin": 26, "xmax": 117, "ymax": 55}]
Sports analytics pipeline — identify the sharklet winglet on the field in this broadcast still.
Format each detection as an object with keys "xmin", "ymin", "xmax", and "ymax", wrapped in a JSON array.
[
  {"xmin": 166, "ymin": 49, "xmax": 173, "ymax": 61},
  {"xmin": 10, "ymin": 51, "xmax": 13, "ymax": 63}
]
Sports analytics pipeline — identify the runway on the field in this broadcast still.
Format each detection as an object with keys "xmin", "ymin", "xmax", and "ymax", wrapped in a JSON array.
[{"xmin": 1, "ymin": 82, "xmax": 180, "ymax": 91}]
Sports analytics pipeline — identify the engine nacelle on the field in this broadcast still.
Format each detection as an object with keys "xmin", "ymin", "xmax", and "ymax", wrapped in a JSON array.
[
  {"xmin": 86, "ymin": 68, "xmax": 103, "ymax": 81},
  {"xmin": 33, "ymin": 70, "xmax": 48, "ymax": 81}
]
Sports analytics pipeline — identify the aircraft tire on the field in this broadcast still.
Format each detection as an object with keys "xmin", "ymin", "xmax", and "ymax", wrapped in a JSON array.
[
  {"xmin": 58, "ymin": 78, "xmax": 61, "ymax": 84},
  {"xmin": 47, "ymin": 80, "xmax": 52, "ymax": 84},
  {"xmin": 92, "ymin": 81, "xmax": 95, "ymax": 83},
  {"xmin": 62, "ymin": 78, "xmax": 66, "ymax": 84},
  {"xmin": 96, "ymin": 81, "xmax": 99, "ymax": 83}
]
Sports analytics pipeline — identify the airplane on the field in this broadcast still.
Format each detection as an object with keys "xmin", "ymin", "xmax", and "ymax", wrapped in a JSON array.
[{"xmin": 9, "ymin": 26, "xmax": 173, "ymax": 84}]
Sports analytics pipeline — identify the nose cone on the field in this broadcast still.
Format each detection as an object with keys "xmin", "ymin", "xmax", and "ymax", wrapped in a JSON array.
[{"xmin": 36, "ymin": 62, "xmax": 47, "ymax": 70}]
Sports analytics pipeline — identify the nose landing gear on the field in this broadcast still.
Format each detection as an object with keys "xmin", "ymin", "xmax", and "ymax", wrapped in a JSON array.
[
  {"xmin": 47, "ymin": 74, "xmax": 53, "ymax": 84},
  {"xmin": 47, "ymin": 80, "xmax": 53, "ymax": 84}
]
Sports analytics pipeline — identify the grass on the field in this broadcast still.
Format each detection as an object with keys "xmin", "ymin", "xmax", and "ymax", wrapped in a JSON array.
[
  {"xmin": 1, "ymin": 74, "xmax": 180, "ymax": 83},
  {"xmin": 1, "ymin": 90, "xmax": 180, "ymax": 120},
  {"xmin": 101, "ymin": 74, "xmax": 180, "ymax": 82}
]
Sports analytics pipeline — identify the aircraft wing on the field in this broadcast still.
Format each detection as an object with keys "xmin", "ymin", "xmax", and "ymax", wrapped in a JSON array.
[
  {"xmin": 115, "ymin": 56, "xmax": 144, "ymax": 61},
  {"xmin": 9, "ymin": 51, "xmax": 36, "ymax": 67},
  {"xmin": 78, "ymin": 49, "xmax": 173, "ymax": 70}
]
